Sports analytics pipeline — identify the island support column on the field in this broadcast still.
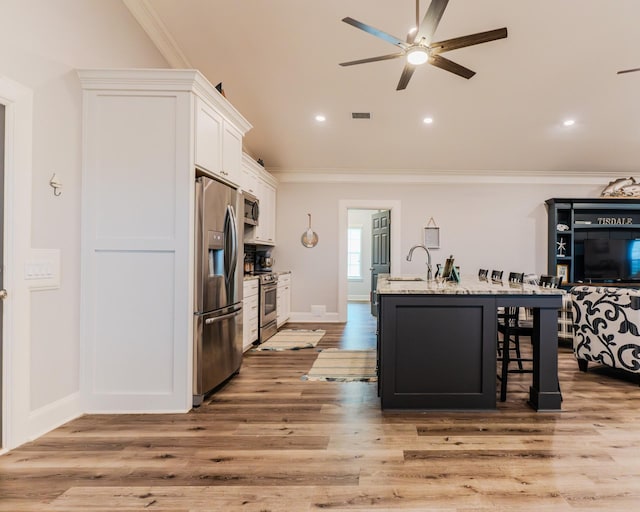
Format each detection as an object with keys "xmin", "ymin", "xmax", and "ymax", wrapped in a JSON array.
[{"xmin": 529, "ymin": 306, "xmax": 563, "ymax": 410}]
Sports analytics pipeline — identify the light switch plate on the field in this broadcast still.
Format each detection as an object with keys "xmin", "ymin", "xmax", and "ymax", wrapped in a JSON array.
[{"xmin": 25, "ymin": 248, "xmax": 61, "ymax": 290}]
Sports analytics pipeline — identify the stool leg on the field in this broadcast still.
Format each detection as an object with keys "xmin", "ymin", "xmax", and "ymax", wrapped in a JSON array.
[{"xmin": 514, "ymin": 334, "xmax": 523, "ymax": 370}]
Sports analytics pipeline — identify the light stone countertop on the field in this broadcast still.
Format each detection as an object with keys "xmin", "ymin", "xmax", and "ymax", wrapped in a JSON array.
[{"xmin": 377, "ymin": 274, "xmax": 566, "ymax": 296}]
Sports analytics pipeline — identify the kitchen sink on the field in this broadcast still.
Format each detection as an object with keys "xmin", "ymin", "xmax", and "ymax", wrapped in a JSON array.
[{"xmin": 386, "ymin": 276, "xmax": 424, "ymax": 281}]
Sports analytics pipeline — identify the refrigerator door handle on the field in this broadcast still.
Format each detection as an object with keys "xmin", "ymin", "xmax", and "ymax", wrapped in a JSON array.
[
  {"xmin": 204, "ymin": 308, "xmax": 242, "ymax": 325},
  {"xmin": 224, "ymin": 204, "xmax": 238, "ymax": 285}
]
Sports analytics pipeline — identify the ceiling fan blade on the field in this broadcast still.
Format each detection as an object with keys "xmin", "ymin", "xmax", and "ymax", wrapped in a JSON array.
[
  {"xmin": 416, "ymin": 0, "xmax": 449, "ymax": 45},
  {"xmin": 430, "ymin": 28, "xmax": 508, "ymax": 55},
  {"xmin": 339, "ymin": 53, "xmax": 404, "ymax": 66},
  {"xmin": 405, "ymin": 0, "xmax": 420, "ymax": 43},
  {"xmin": 396, "ymin": 64, "xmax": 416, "ymax": 90},
  {"xmin": 429, "ymin": 54, "xmax": 475, "ymax": 79},
  {"xmin": 342, "ymin": 17, "xmax": 406, "ymax": 48},
  {"xmin": 617, "ymin": 68, "xmax": 640, "ymax": 74}
]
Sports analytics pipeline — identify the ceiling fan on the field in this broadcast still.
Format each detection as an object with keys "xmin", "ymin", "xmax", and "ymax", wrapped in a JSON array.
[{"xmin": 339, "ymin": 0, "xmax": 507, "ymax": 90}]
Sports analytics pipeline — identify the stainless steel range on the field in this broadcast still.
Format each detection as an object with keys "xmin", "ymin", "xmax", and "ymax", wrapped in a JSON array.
[{"xmin": 256, "ymin": 272, "xmax": 278, "ymax": 343}]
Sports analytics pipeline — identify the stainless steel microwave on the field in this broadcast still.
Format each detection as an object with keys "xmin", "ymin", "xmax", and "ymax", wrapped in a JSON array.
[{"xmin": 243, "ymin": 192, "xmax": 259, "ymax": 226}]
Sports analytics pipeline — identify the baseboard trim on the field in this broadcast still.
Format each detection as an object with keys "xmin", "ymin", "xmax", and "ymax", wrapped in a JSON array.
[
  {"xmin": 348, "ymin": 296, "xmax": 370, "ymax": 302},
  {"xmin": 289, "ymin": 312, "xmax": 341, "ymax": 323},
  {"xmin": 27, "ymin": 392, "xmax": 82, "ymax": 445}
]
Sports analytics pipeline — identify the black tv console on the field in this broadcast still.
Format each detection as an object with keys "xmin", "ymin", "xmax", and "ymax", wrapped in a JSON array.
[{"xmin": 546, "ymin": 197, "xmax": 640, "ymax": 285}]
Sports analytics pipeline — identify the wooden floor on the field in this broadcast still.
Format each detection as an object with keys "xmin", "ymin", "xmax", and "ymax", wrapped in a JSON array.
[{"xmin": 2, "ymin": 302, "xmax": 640, "ymax": 511}]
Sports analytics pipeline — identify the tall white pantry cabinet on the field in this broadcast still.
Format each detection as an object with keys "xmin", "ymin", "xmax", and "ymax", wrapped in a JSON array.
[{"xmin": 78, "ymin": 69, "xmax": 252, "ymax": 412}]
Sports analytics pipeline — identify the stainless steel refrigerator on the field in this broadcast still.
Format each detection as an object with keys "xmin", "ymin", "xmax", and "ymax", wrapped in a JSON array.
[{"xmin": 193, "ymin": 175, "xmax": 243, "ymax": 406}]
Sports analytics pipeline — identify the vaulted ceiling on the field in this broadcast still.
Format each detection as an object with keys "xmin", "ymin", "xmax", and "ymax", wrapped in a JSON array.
[{"xmin": 128, "ymin": 0, "xmax": 640, "ymax": 176}]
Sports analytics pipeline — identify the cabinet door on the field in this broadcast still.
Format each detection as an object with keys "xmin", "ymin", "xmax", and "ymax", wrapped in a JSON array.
[
  {"xmin": 265, "ymin": 182, "xmax": 277, "ymax": 244},
  {"xmin": 241, "ymin": 165, "xmax": 259, "ymax": 197},
  {"xmin": 254, "ymin": 178, "xmax": 269, "ymax": 242},
  {"xmin": 276, "ymin": 286, "xmax": 285, "ymax": 327},
  {"xmin": 243, "ymin": 281, "xmax": 259, "ymax": 350},
  {"xmin": 277, "ymin": 275, "xmax": 291, "ymax": 326},
  {"xmin": 194, "ymin": 98, "xmax": 222, "ymax": 176},
  {"xmin": 222, "ymin": 122, "xmax": 242, "ymax": 185},
  {"xmin": 256, "ymin": 179, "xmax": 276, "ymax": 244}
]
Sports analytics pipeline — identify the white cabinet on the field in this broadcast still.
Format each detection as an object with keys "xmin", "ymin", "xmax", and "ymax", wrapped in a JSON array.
[
  {"xmin": 195, "ymin": 97, "xmax": 222, "ymax": 176},
  {"xmin": 241, "ymin": 153, "xmax": 259, "ymax": 197},
  {"xmin": 242, "ymin": 154, "xmax": 277, "ymax": 245},
  {"xmin": 243, "ymin": 278, "xmax": 259, "ymax": 351},
  {"xmin": 78, "ymin": 69, "xmax": 251, "ymax": 413},
  {"xmin": 254, "ymin": 177, "xmax": 277, "ymax": 244},
  {"xmin": 276, "ymin": 273, "xmax": 291, "ymax": 327},
  {"xmin": 222, "ymin": 122, "xmax": 243, "ymax": 185},
  {"xmin": 194, "ymin": 96, "xmax": 244, "ymax": 186}
]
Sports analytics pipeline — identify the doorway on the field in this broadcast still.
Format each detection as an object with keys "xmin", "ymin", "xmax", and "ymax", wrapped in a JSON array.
[
  {"xmin": 338, "ymin": 200, "xmax": 402, "ymax": 323},
  {"xmin": 346, "ymin": 209, "xmax": 378, "ymax": 305}
]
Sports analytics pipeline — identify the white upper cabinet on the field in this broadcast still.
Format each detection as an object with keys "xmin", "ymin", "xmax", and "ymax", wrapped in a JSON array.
[
  {"xmin": 194, "ymin": 97, "xmax": 223, "ymax": 176},
  {"xmin": 222, "ymin": 122, "xmax": 243, "ymax": 185},
  {"xmin": 255, "ymin": 178, "xmax": 276, "ymax": 244},
  {"xmin": 194, "ymin": 93, "xmax": 249, "ymax": 187},
  {"xmin": 241, "ymin": 153, "xmax": 259, "ymax": 197},
  {"xmin": 242, "ymin": 153, "xmax": 277, "ymax": 246}
]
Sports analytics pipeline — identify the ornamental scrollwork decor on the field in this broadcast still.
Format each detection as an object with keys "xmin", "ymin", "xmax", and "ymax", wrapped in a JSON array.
[
  {"xmin": 570, "ymin": 286, "xmax": 640, "ymax": 374},
  {"xmin": 600, "ymin": 177, "xmax": 640, "ymax": 197}
]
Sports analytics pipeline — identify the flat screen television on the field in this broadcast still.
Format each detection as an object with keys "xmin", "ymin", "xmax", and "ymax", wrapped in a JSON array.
[{"xmin": 583, "ymin": 239, "xmax": 640, "ymax": 281}]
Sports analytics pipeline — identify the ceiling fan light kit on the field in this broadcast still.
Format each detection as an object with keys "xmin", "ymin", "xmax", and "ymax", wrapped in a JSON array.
[
  {"xmin": 339, "ymin": 0, "xmax": 507, "ymax": 90},
  {"xmin": 407, "ymin": 46, "xmax": 429, "ymax": 65}
]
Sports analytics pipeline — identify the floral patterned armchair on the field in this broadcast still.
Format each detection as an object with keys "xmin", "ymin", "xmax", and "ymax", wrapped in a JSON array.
[{"xmin": 570, "ymin": 286, "xmax": 640, "ymax": 379}]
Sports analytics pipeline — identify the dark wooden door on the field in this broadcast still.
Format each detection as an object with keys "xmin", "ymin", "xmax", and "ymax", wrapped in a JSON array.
[{"xmin": 370, "ymin": 210, "xmax": 390, "ymax": 316}]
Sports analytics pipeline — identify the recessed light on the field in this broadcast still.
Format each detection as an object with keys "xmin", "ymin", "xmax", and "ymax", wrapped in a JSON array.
[
  {"xmin": 315, "ymin": 114, "xmax": 326, "ymax": 122},
  {"xmin": 563, "ymin": 119, "xmax": 575, "ymax": 127},
  {"xmin": 423, "ymin": 117, "xmax": 433, "ymax": 124}
]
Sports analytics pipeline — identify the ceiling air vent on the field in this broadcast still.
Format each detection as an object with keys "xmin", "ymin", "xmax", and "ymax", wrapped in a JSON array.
[{"xmin": 351, "ymin": 112, "xmax": 371, "ymax": 119}]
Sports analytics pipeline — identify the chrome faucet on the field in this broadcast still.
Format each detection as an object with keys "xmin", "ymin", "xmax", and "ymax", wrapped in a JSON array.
[{"xmin": 406, "ymin": 244, "xmax": 432, "ymax": 280}]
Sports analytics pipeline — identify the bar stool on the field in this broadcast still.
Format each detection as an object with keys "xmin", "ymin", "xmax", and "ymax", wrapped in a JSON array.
[
  {"xmin": 497, "ymin": 271, "xmax": 530, "ymax": 401},
  {"xmin": 491, "ymin": 270, "xmax": 503, "ymax": 281},
  {"xmin": 539, "ymin": 274, "xmax": 562, "ymax": 288},
  {"xmin": 478, "ymin": 268, "xmax": 489, "ymax": 279}
]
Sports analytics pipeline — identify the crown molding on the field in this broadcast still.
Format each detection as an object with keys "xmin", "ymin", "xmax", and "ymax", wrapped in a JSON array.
[
  {"xmin": 268, "ymin": 168, "xmax": 626, "ymax": 186},
  {"xmin": 242, "ymin": 153, "xmax": 278, "ymax": 186},
  {"xmin": 77, "ymin": 68, "xmax": 252, "ymax": 134},
  {"xmin": 122, "ymin": 0, "xmax": 192, "ymax": 69}
]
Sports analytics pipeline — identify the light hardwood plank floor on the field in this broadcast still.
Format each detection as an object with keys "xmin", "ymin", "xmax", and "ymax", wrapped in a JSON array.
[{"xmin": 1, "ymin": 302, "xmax": 640, "ymax": 511}]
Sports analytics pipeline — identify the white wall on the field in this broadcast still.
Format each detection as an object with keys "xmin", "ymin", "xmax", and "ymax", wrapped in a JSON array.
[
  {"xmin": 272, "ymin": 177, "xmax": 603, "ymax": 320},
  {"xmin": 0, "ymin": 0, "xmax": 167, "ymax": 449},
  {"xmin": 347, "ymin": 209, "xmax": 374, "ymax": 301}
]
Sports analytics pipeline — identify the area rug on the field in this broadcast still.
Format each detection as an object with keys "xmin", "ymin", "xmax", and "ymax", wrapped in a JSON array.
[
  {"xmin": 253, "ymin": 329, "xmax": 326, "ymax": 351},
  {"xmin": 302, "ymin": 348, "xmax": 377, "ymax": 382}
]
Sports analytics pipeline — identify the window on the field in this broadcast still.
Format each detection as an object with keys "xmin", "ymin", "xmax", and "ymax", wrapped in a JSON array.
[{"xmin": 348, "ymin": 226, "xmax": 362, "ymax": 279}]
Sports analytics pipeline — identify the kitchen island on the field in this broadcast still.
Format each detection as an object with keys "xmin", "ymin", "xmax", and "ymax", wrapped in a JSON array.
[{"xmin": 376, "ymin": 275, "xmax": 564, "ymax": 411}]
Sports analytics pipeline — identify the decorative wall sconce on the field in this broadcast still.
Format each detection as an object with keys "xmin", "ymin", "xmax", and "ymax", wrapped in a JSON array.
[{"xmin": 49, "ymin": 173, "xmax": 62, "ymax": 196}]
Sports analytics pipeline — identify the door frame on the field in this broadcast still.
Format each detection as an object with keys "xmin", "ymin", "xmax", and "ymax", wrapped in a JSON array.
[
  {"xmin": 0, "ymin": 77, "xmax": 33, "ymax": 452},
  {"xmin": 338, "ymin": 200, "xmax": 401, "ymax": 323}
]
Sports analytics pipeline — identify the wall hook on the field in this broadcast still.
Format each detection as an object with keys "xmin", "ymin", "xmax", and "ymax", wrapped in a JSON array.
[{"xmin": 49, "ymin": 173, "xmax": 62, "ymax": 196}]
